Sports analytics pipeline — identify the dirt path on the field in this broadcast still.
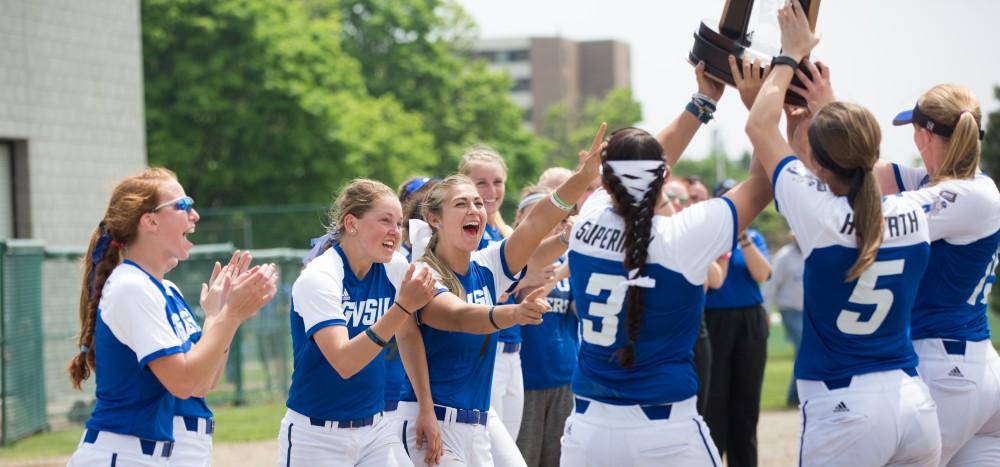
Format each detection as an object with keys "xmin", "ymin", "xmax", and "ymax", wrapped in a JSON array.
[{"xmin": 0, "ymin": 409, "xmax": 802, "ymax": 466}]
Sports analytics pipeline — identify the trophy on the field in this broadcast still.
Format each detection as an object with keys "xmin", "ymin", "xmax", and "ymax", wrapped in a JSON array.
[{"xmin": 689, "ymin": 0, "xmax": 821, "ymax": 106}]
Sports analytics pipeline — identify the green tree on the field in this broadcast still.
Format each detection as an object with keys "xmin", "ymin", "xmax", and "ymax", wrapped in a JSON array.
[
  {"xmin": 311, "ymin": 0, "xmax": 547, "ymax": 193},
  {"xmin": 143, "ymin": 0, "xmax": 437, "ymax": 209},
  {"xmin": 542, "ymin": 87, "xmax": 643, "ymax": 168},
  {"xmin": 980, "ymin": 86, "xmax": 1000, "ymax": 315}
]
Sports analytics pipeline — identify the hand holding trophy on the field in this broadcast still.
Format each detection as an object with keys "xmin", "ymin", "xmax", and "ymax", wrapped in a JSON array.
[{"xmin": 689, "ymin": 0, "xmax": 821, "ymax": 106}]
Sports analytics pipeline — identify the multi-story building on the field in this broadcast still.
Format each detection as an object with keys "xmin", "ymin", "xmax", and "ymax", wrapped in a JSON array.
[
  {"xmin": 474, "ymin": 37, "xmax": 631, "ymax": 131},
  {"xmin": 0, "ymin": 0, "xmax": 146, "ymax": 244}
]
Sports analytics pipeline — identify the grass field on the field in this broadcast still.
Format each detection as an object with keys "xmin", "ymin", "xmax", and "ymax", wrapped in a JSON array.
[{"xmin": 1, "ymin": 312, "xmax": 995, "ymax": 460}]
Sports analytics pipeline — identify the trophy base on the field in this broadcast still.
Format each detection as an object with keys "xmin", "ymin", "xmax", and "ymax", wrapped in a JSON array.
[{"xmin": 689, "ymin": 21, "xmax": 809, "ymax": 107}]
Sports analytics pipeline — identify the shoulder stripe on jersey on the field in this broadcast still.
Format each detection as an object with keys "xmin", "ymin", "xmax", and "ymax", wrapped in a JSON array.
[
  {"xmin": 720, "ymin": 196, "xmax": 738, "ymax": 252},
  {"xmin": 305, "ymin": 318, "xmax": 347, "ymax": 337},
  {"xmin": 138, "ymin": 345, "xmax": 185, "ymax": 368},
  {"xmin": 892, "ymin": 163, "xmax": 905, "ymax": 193},
  {"xmin": 772, "ymin": 155, "xmax": 798, "ymax": 213}
]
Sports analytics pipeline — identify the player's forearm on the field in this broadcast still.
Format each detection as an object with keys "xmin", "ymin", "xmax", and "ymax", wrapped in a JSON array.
[
  {"xmin": 397, "ymin": 319, "xmax": 435, "ymax": 411},
  {"xmin": 657, "ymin": 108, "xmax": 704, "ymax": 167},
  {"xmin": 321, "ymin": 306, "xmax": 411, "ymax": 379}
]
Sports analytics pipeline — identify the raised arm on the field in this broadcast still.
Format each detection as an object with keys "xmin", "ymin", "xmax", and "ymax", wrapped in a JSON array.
[
  {"xmin": 656, "ymin": 62, "xmax": 725, "ymax": 167},
  {"xmin": 745, "ymin": 0, "xmax": 820, "ymax": 180},
  {"xmin": 503, "ymin": 124, "xmax": 605, "ymax": 272}
]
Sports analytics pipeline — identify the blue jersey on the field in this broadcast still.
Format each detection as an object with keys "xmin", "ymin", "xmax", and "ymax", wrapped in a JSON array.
[
  {"xmin": 568, "ymin": 189, "xmax": 737, "ymax": 405},
  {"xmin": 520, "ymin": 258, "xmax": 579, "ymax": 390},
  {"xmin": 170, "ymin": 290, "xmax": 213, "ymax": 420},
  {"xmin": 383, "ymin": 338, "xmax": 405, "ymax": 403},
  {"xmin": 894, "ymin": 164, "xmax": 1000, "ymax": 342},
  {"xmin": 400, "ymin": 240, "xmax": 521, "ymax": 411},
  {"xmin": 705, "ymin": 229, "xmax": 768, "ymax": 309},
  {"xmin": 774, "ymin": 157, "xmax": 930, "ymax": 381},
  {"xmin": 479, "ymin": 224, "xmax": 521, "ymax": 345},
  {"xmin": 287, "ymin": 245, "xmax": 409, "ymax": 420},
  {"xmin": 86, "ymin": 260, "xmax": 201, "ymax": 441}
]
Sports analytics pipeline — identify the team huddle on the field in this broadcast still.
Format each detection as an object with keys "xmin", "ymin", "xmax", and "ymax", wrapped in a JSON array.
[{"xmin": 66, "ymin": 2, "xmax": 998, "ymax": 467}]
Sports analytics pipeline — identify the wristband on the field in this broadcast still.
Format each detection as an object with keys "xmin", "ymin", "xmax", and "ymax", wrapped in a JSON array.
[
  {"xmin": 550, "ymin": 191, "xmax": 574, "ymax": 212},
  {"xmin": 771, "ymin": 55, "xmax": 800, "ymax": 70},
  {"xmin": 686, "ymin": 99, "xmax": 715, "ymax": 124},
  {"xmin": 488, "ymin": 306, "xmax": 501, "ymax": 330},
  {"xmin": 395, "ymin": 302, "xmax": 413, "ymax": 316},
  {"xmin": 365, "ymin": 328, "xmax": 388, "ymax": 347}
]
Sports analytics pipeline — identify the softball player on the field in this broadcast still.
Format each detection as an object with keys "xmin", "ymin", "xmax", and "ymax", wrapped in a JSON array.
[
  {"xmin": 277, "ymin": 179, "xmax": 437, "ymax": 467},
  {"xmin": 67, "ymin": 169, "xmax": 275, "ymax": 466},
  {"xmin": 745, "ymin": 3, "xmax": 941, "ymax": 465},
  {"xmin": 459, "ymin": 149, "xmax": 526, "ymax": 456},
  {"xmin": 885, "ymin": 85, "xmax": 1000, "ymax": 465},
  {"xmin": 559, "ymin": 123, "xmax": 772, "ymax": 467},
  {"xmin": 397, "ymin": 139, "xmax": 603, "ymax": 466}
]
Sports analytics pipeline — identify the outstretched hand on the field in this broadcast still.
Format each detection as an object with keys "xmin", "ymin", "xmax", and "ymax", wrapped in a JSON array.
[
  {"xmin": 789, "ymin": 60, "xmax": 834, "ymax": 114},
  {"xmin": 778, "ymin": 0, "xmax": 820, "ymax": 60},
  {"xmin": 694, "ymin": 60, "xmax": 725, "ymax": 102},
  {"xmin": 577, "ymin": 122, "xmax": 607, "ymax": 183},
  {"xmin": 728, "ymin": 55, "xmax": 770, "ymax": 111},
  {"xmin": 514, "ymin": 286, "xmax": 552, "ymax": 326}
]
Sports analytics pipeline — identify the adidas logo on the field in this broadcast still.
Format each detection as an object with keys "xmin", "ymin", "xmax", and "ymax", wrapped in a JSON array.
[
  {"xmin": 342, "ymin": 290, "xmax": 351, "ymax": 302},
  {"xmin": 948, "ymin": 367, "xmax": 964, "ymax": 378},
  {"xmin": 833, "ymin": 401, "xmax": 850, "ymax": 413}
]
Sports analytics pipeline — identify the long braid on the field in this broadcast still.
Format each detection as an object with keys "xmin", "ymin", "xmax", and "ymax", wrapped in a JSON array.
[{"xmin": 603, "ymin": 162, "xmax": 664, "ymax": 368}]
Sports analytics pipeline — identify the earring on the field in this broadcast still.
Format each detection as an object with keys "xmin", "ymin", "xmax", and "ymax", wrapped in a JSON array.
[{"xmin": 351, "ymin": 229, "xmax": 357, "ymax": 234}]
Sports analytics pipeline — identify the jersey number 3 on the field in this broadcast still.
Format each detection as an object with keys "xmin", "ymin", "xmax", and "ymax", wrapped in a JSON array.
[
  {"xmin": 836, "ymin": 259, "xmax": 904, "ymax": 335},
  {"xmin": 581, "ymin": 273, "xmax": 626, "ymax": 346}
]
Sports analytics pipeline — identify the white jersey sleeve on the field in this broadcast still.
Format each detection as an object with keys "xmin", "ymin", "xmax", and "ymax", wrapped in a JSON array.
[
  {"xmin": 101, "ymin": 272, "xmax": 186, "ymax": 367},
  {"xmin": 897, "ymin": 175, "xmax": 1000, "ymax": 244},
  {"xmin": 892, "ymin": 163, "xmax": 929, "ymax": 191},
  {"xmin": 578, "ymin": 187, "xmax": 612, "ymax": 218},
  {"xmin": 470, "ymin": 239, "xmax": 523, "ymax": 297},
  {"xmin": 772, "ymin": 157, "xmax": 851, "ymax": 255},
  {"xmin": 651, "ymin": 197, "xmax": 737, "ymax": 284},
  {"xmin": 292, "ymin": 250, "xmax": 348, "ymax": 336}
]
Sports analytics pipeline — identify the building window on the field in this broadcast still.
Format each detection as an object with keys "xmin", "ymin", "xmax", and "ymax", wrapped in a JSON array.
[
  {"xmin": 512, "ymin": 78, "xmax": 530, "ymax": 92},
  {"xmin": 509, "ymin": 49, "xmax": 530, "ymax": 62}
]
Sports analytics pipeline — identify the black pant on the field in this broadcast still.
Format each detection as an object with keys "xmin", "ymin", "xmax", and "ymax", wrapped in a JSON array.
[
  {"xmin": 703, "ymin": 305, "xmax": 768, "ymax": 467},
  {"xmin": 693, "ymin": 316, "xmax": 712, "ymax": 415}
]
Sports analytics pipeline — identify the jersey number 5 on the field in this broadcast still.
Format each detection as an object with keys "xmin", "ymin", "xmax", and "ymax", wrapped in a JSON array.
[
  {"xmin": 836, "ymin": 259, "xmax": 905, "ymax": 335},
  {"xmin": 581, "ymin": 273, "xmax": 626, "ymax": 346}
]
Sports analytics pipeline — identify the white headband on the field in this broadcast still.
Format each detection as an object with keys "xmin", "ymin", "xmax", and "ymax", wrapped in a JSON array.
[{"xmin": 605, "ymin": 160, "xmax": 665, "ymax": 206}]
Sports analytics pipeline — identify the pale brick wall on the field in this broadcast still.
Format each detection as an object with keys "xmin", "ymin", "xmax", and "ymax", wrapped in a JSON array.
[{"xmin": 0, "ymin": 0, "xmax": 146, "ymax": 245}]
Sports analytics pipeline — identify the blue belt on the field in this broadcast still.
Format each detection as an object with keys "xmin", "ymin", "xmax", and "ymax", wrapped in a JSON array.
[
  {"xmin": 433, "ymin": 405, "xmax": 488, "ymax": 425},
  {"xmin": 823, "ymin": 367, "xmax": 919, "ymax": 391},
  {"xmin": 182, "ymin": 416, "xmax": 214, "ymax": 435},
  {"xmin": 309, "ymin": 413, "xmax": 380, "ymax": 429},
  {"xmin": 501, "ymin": 342, "xmax": 521, "ymax": 353},
  {"xmin": 943, "ymin": 339, "xmax": 967, "ymax": 356},
  {"xmin": 384, "ymin": 400, "xmax": 399, "ymax": 412},
  {"xmin": 83, "ymin": 429, "xmax": 173, "ymax": 458},
  {"xmin": 573, "ymin": 398, "xmax": 673, "ymax": 420}
]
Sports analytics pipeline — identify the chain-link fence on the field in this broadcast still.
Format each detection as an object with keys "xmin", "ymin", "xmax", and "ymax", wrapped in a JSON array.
[
  {"xmin": 0, "ymin": 241, "xmax": 306, "ymax": 445},
  {"xmin": 193, "ymin": 204, "xmax": 329, "ymax": 250}
]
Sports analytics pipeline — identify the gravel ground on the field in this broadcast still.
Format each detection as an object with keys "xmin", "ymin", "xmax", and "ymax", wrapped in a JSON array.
[{"xmin": 1, "ymin": 409, "xmax": 802, "ymax": 467}]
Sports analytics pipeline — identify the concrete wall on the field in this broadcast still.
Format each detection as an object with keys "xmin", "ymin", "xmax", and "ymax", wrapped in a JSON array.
[{"xmin": 0, "ymin": 0, "xmax": 146, "ymax": 244}]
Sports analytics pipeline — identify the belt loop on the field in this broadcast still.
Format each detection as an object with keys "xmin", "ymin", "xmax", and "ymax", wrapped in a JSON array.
[
  {"xmin": 574, "ymin": 398, "xmax": 591, "ymax": 414},
  {"xmin": 942, "ymin": 339, "xmax": 967, "ymax": 356}
]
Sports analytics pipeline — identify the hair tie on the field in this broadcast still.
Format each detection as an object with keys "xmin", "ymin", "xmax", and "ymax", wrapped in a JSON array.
[
  {"xmin": 959, "ymin": 108, "xmax": 972, "ymax": 115},
  {"xmin": 80, "ymin": 345, "xmax": 89, "ymax": 354}
]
